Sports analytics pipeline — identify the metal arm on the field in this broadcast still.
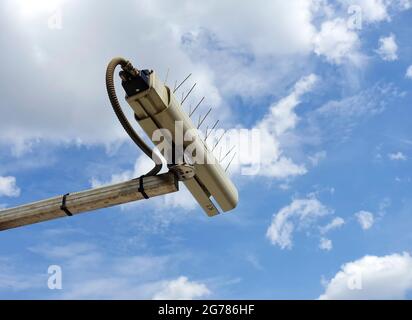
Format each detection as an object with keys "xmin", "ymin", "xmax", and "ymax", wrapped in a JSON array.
[{"xmin": 0, "ymin": 173, "xmax": 178, "ymax": 231}]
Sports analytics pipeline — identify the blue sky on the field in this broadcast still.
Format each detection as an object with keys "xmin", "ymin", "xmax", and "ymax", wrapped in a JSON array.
[{"xmin": 0, "ymin": 0, "xmax": 412, "ymax": 299}]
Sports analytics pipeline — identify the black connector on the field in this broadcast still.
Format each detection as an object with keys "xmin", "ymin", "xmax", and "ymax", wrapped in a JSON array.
[{"xmin": 121, "ymin": 69, "xmax": 151, "ymax": 97}]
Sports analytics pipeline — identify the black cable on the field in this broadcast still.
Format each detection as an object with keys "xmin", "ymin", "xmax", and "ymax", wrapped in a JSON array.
[{"xmin": 105, "ymin": 57, "xmax": 162, "ymax": 176}]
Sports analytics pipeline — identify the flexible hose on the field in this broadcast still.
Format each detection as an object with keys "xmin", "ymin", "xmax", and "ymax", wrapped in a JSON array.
[{"xmin": 106, "ymin": 57, "xmax": 162, "ymax": 176}]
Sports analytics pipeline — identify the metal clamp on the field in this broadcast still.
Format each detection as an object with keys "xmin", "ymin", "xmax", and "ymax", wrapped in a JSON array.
[
  {"xmin": 138, "ymin": 176, "xmax": 150, "ymax": 199},
  {"xmin": 60, "ymin": 193, "xmax": 73, "ymax": 216}
]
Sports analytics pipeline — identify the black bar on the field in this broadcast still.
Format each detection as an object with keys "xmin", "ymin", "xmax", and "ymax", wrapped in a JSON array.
[{"xmin": 0, "ymin": 300, "xmax": 407, "ymax": 319}]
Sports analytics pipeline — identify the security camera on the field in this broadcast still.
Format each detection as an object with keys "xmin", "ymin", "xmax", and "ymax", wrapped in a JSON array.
[{"xmin": 119, "ymin": 66, "xmax": 238, "ymax": 216}]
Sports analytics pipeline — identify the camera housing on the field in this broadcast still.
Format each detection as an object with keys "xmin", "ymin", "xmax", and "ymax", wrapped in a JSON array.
[{"xmin": 121, "ymin": 69, "xmax": 238, "ymax": 216}]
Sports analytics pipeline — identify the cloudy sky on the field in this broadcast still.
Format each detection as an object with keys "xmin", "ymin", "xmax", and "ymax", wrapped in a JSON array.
[{"xmin": 1, "ymin": 0, "xmax": 412, "ymax": 299}]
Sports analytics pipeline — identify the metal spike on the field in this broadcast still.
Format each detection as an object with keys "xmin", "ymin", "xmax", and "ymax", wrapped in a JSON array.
[
  {"xmin": 173, "ymin": 80, "xmax": 178, "ymax": 92},
  {"xmin": 212, "ymin": 130, "xmax": 226, "ymax": 151},
  {"xmin": 189, "ymin": 97, "xmax": 205, "ymax": 117},
  {"xmin": 164, "ymin": 68, "xmax": 170, "ymax": 85},
  {"xmin": 205, "ymin": 120, "xmax": 219, "ymax": 141},
  {"xmin": 188, "ymin": 104, "xmax": 193, "ymax": 116},
  {"xmin": 181, "ymin": 83, "xmax": 197, "ymax": 104},
  {"xmin": 220, "ymin": 145, "xmax": 236, "ymax": 163},
  {"xmin": 173, "ymin": 73, "xmax": 192, "ymax": 93},
  {"xmin": 197, "ymin": 108, "xmax": 212, "ymax": 129},
  {"xmin": 218, "ymin": 147, "xmax": 222, "ymax": 162},
  {"xmin": 225, "ymin": 152, "xmax": 237, "ymax": 172},
  {"xmin": 197, "ymin": 114, "xmax": 202, "ymax": 128}
]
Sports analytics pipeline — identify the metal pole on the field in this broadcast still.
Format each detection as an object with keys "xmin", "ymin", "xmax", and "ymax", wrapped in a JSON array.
[{"xmin": 0, "ymin": 173, "xmax": 178, "ymax": 231}]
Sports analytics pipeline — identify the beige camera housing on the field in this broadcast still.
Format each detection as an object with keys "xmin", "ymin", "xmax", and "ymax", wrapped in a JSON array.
[{"xmin": 124, "ymin": 71, "xmax": 238, "ymax": 216}]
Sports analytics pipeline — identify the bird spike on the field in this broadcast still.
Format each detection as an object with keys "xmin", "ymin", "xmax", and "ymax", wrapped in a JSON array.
[
  {"xmin": 173, "ymin": 73, "xmax": 192, "ymax": 93},
  {"xmin": 225, "ymin": 152, "xmax": 237, "ymax": 172},
  {"xmin": 197, "ymin": 107, "xmax": 212, "ymax": 129},
  {"xmin": 220, "ymin": 145, "xmax": 236, "ymax": 163},
  {"xmin": 181, "ymin": 83, "xmax": 197, "ymax": 104},
  {"xmin": 218, "ymin": 147, "xmax": 222, "ymax": 162},
  {"xmin": 212, "ymin": 130, "xmax": 226, "ymax": 151},
  {"xmin": 197, "ymin": 114, "xmax": 202, "ymax": 129},
  {"xmin": 205, "ymin": 119, "xmax": 219, "ymax": 141},
  {"xmin": 189, "ymin": 97, "xmax": 205, "ymax": 117},
  {"xmin": 164, "ymin": 68, "xmax": 170, "ymax": 86}
]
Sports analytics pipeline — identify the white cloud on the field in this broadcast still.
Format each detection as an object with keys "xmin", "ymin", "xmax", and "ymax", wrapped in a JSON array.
[
  {"xmin": 319, "ymin": 252, "xmax": 412, "ymax": 299},
  {"xmin": 29, "ymin": 242, "xmax": 103, "ymax": 270},
  {"xmin": 339, "ymin": 0, "xmax": 412, "ymax": 24},
  {"xmin": 406, "ymin": 65, "xmax": 412, "ymax": 79},
  {"xmin": 4, "ymin": 0, "xmax": 392, "ymax": 157},
  {"xmin": 176, "ymin": 0, "xmax": 317, "ymax": 56},
  {"xmin": 29, "ymin": 242, "xmax": 97, "ymax": 260},
  {"xmin": 1, "ymin": 0, "xmax": 225, "ymax": 151},
  {"xmin": 259, "ymin": 157, "xmax": 307, "ymax": 179},
  {"xmin": 162, "ymin": 186, "xmax": 197, "ymax": 211},
  {"xmin": 319, "ymin": 237, "xmax": 333, "ymax": 251},
  {"xmin": 0, "ymin": 176, "xmax": 20, "ymax": 198},
  {"xmin": 388, "ymin": 152, "xmax": 407, "ymax": 161},
  {"xmin": 90, "ymin": 155, "xmax": 158, "ymax": 188},
  {"xmin": 376, "ymin": 34, "xmax": 398, "ymax": 61},
  {"xmin": 0, "ymin": 0, "xmax": 321, "ymax": 151},
  {"xmin": 1, "ymin": 0, "xmax": 408, "ymax": 154},
  {"xmin": 355, "ymin": 210, "xmax": 374, "ymax": 230},
  {"xmin": 252, "ymin": 74, "xmax": 318, "ymax": 179},
  {"xmin": 24, "ymin": 241, "xmax": 211, "ymax": 299},
  {"xmin": 317, "ymin": 216, "xmax": 345, "ymax": 252},
  {"xmin": 266, "ymin": 196, "xmax": 332, "ymax": 249},
  {"xmin": 320, "ymin": 217, "xmax": 345, "ymax": 234},
  {"xmin": 113, "ymin": 256, "xmax": 171, "ymax": 277},
  {"xmin": 271, "ymin": 74, "xmax": 319, "ymax": 136},
  {"xmin": 308, "ymin": 151, "xmax": 327, "ymax": 166},
  {"xmin": 313, "ymin": 83, "xmax": 402, "ymax": 142},
  {"xmin": 0, "ymin": 257, "xmax": 45, "ymax": 291},
  {"xmin": 377, "ymin": 197, "xmax": 391, "ymax": 217},
  {"xmin": 245, "ymin": 253, "xmax": 264, "ymax": 271},
  {"xmin": 153, "ymin": 276, "xmax": 210, "ymax": 300},
  {"xmin": 390, "ymin": 0, "xmax": 412, "ymax": 10},
  {"xmin": 316, "ymin": 83, "xmax": 398, "ymax": 118},
  {"xmin": 313, "ymin": 18, "xmax": 361, "ymax": 65}
]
